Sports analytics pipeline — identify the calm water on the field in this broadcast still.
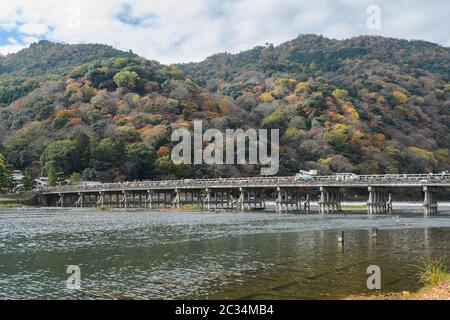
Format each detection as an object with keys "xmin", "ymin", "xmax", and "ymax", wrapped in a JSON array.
[{"xmin": 1, "ymin": 206, "xmax": 450, "ymax": 300}]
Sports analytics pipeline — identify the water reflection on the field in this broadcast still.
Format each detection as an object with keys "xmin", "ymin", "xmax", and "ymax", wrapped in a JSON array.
[{"xmin": 0, "ymin": 208, "xmax": 449, "ymax": 299}]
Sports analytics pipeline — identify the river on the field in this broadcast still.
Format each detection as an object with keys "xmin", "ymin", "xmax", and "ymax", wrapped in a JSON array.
[{"xmin": 1, "ymin": 204, "xmax": 450, "ymax": 299}]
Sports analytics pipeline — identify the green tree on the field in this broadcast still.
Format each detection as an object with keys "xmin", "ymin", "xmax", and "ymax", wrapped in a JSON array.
[
  {"xmin": 125, "ymin": 143, "xmax": 156, "ymax": 180},
  {"xmin": 40, "ymin": 140, "xmax": 80, "ymax": 176},
  {"xmin": 154, "ymin": 156, "xmax": 175, "ymax": 176},
  {"xmin": 82, "ymin": 168, "xmax": 97, "ymax": 181},
  {"xmin": 70, "ymin": 132, "xmax": 91, "ymax": 169},
  {"xmin": 69, "ymin": 172, "xmax": 82, "ymax": 185},
  {"xmin": 91, "ymin": 138, "xmax": 124, "ymax": 171},
  {"xmin": 393, "ymin": 91, "xmax": 408, "ymax": 105},
  {"xmin": 113, "ymin": 70, "xmax": 140, "ymax": 90},
  {"xmin": 47, "ymin": 165, "xmax": 56, "ymax": 187},
  {"xmin": 262, "ymin": 111, "xmax": 286, "ymax": 129},
  {"xmin": 22, "ymin": 168, "xmax": 34, "ymax": 191},
  {"xmin": 0, "ymin": 154, "xmax": 14, "ymax": 192},
  {"xmin": 46, "ymin": 165, "xmax": 65, "ymax": 187}
]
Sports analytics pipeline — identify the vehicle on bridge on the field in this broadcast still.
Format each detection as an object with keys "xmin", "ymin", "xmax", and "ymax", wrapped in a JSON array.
[
  {"xmin": 295, "ymin": 173, "xmax": 314, "ymax": 182},
  {"xmin": 295, "ymin": 170, "xmax": 317, "ymax": 182}
]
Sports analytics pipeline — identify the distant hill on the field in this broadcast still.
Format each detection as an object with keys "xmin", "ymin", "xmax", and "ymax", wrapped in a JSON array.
[
  {"xmin": 0, "ymin": 40, "xmax": 138, "ymax": 76},
  {"xmin": 0, "ymin": 41, "xmax": 138, "ymax": 105},
  {"xmin": 0, "ymin": 35, "xmax": 449, "ymax": 184}
]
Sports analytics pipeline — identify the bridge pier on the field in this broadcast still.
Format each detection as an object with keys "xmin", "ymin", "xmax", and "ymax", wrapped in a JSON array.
[
  {"xmin": 235, "ymin": 188, "xmax": 266, "ymax": 212},
  {"xmin": 275, "ymin": 187, "xmax": 282, "ymax": 213},
  {"xmin": 75, "ymin": 193, "xmax": 83, "ymax": 207},
  {"xmin": 304, "ymin": 194, "xmax": 311, "ymax": 213},
  {"xmin": 205, "ymin": 189, "xmax": 211, "ymax": 211},
  {"xmin": 173, "ymin": 189, "xmax": 203, "ymax": 209},
  {"xmin": 146, "ymin": 190, "xmax": 153, "ymax": 209},
  {"xmin": 97, "ymin": 192, "xmax": 104, "ymax": 207},
  {"xmin": 173, "ymin": 189, "xmax": 180, "ymax": 208},
  {"xmin": 261, "ymin": 191, "xmax": 266, "ymax": 209},
  {"xmin": 58, "ymin": 193, "xmax": 81, "ymax": 207},
  {"xmin": 319, "ymin": 187, "xmax": 341, "ymax": 214},
  {"xmin": 367, "ymin": 187, "xmax": 392, "ymax": 214},
  {"xmin": 121, "ymin": 191, "xmax": 128, "ymax": 208},
  {"xmin": 423, "ymin": 186, "xmax": 438, "ymax": 215},
  {"xmin": 275, "ymin": 188, "xmax": 304, "ymax": 213},
  {"xmin": 203, "ymin": 189, "xmax": 232, "ymax": 211},
  {"xmin": 58, "ymin": 193, "xmax": 64, "ymax": 207},
  {"xmin": 238, "ymin": 188, "xmax": 245, "ymax": 211}
]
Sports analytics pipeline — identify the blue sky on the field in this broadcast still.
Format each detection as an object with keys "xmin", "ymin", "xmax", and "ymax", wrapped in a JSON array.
[{"xmin": 0, "ymin": 0, "xmax": 449, "ymax": 64}]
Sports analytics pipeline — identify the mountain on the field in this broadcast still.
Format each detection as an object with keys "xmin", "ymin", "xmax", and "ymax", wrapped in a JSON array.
[
  {"xmin": 0, "ymin": 40, "xmax": 245, "ymax": 183},
  {"xmin": 0, "ymin": 41, "xmax": 138, "ymax": 106},
  {"xmin": 0, "ymin": 35, "xmax": 449, "ymax": 184},
  {"xmin": 180, "ymin": 34, "xmax": 450, "ymax": 174}
]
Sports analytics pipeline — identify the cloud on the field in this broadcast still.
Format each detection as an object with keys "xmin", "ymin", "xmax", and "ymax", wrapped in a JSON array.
[
  {"xmin": 22, "ymin": 36, "xmax": 39, "ymax": 44},
  {"xmin": 0, "ymin": 0, "xmax": 448, "ymax": 62},
  {"xmin": 0, "ymin": 43, "xmax": 27, "ymax": 56},
  {"xmin": 17, "ymin": 23, "xmax": 49, "ymax": 35}
]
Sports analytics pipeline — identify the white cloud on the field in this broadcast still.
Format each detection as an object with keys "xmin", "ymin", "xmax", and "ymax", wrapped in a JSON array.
[
  {"xmin": 0, "ymin": 43, "xmax": 27, "ymax": 56},
  {"xmin": 0, "ymin": 0, "xmax": 448, "ymax": 63},
  {"xmin": 0, "ymin": 22, "xmax": 16, "ymax": 31},
  {"xmin": 17, "ymin": 23, "xmax": 49, "ymax": 35},
  {"xmin": 22, "ymin": 36, "xmax": 39, "ymax": 44}
]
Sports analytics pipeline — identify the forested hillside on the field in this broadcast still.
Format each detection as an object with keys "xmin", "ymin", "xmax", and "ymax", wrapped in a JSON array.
[
  {"xmin": 180, "ymin": 34, "xmax": 450, "ymax": 175},
  {"xmin": 0, "ymin": 41, "xmax": 138, "ymax": 106},
  {"xmin": 0, "ymin": 35, "xmax": 449, "ymax": 185},
  {"xmin": 0, "ymin": 40, "xmax": 246, "ymax": 184}
]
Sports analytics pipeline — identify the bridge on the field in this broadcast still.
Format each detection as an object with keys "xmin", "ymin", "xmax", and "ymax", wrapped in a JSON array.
[{"xmin": 38, "ymin": 173, "xmax": 450, "ymax": 215}]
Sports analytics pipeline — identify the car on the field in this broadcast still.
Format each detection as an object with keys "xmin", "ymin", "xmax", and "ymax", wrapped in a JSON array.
[
  {"xmin": 295, "ymin": 173, "xmax": 314, "ymax": 181},
  {"xmin": 298, "ymin": 170, "xmax": 318, "ymax": 176}
]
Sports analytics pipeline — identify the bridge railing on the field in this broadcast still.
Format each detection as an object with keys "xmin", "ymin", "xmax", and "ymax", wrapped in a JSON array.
[{"xmin": 39, "ymin": 173, "xmax": 450, "ymax": 194}]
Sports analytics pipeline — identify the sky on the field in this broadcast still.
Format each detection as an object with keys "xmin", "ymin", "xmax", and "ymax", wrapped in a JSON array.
[{"xmin": 0, "ymin": 0, "xmax": 449, "ymax": 64}]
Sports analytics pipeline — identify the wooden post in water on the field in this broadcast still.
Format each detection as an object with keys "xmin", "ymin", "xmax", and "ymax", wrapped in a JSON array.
[
  {"xmin": 371, "ymin": 227, "xmax": 379, "ymax": 238},
  {"xmin": 338, "ymin": 231, "xmax": 344, "ymax": 244},
  {"xmin": 338, "ymin": 231, "xmax": 344, "ymax": 252},
  {"xmin": 276, "ymin": 187, "xmax": 281, "ymax": 213},
  {"xmin": 423, "ymin": 186, "xmax": 438, "ymax": 216},
  {"xmin": 239, "ymin": 188, "xmax": 244, "ymax": 212}
]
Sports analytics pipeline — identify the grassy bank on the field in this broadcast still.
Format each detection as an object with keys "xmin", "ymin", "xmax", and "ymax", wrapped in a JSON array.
[
  {"xmin": 0, "ymin": 191, "xmax": 38, "ymax": 208},
  {"xmin": 341, "ymin": 204, "xmax": 367, "ymax": 210},
  {"xmin": 347, "ymin": 259, "xmax": 450, "ymax": 300},
  {"xmin": 160, "ymin": 204, "xmax": 203, "ymax": 212},
  {"xmin": 0, "ymin": 202, "xmax": 24, "ymax": 208}
]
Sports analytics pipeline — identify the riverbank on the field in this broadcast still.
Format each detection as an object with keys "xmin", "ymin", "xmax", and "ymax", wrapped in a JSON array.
[
  {"xmin": 0, "ymin": 202, "xmax": 23, "ymax": 208},
  {"xmin": 0, "ymin": 191, "xmax": 37, "ymax": 207},
  {"xmin": 347, "ymin": 260, "xmax": 450, "ymax": 300},
  {"xmin": 346, "ymin": 280, "xmax": 450, "ymax": 300}
]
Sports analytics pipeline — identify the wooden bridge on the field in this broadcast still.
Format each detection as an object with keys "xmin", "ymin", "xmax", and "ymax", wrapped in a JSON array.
[{"xmin": 38, "ymin": 173, "xmax": 450, "ymax": 215}]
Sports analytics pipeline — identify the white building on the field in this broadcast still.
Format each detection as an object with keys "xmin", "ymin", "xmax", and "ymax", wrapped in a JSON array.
[
  {"xmin": 12, "ymin": 170, "xmax": 24, "ymax": 183},
  {"xmin": 34, "ymin": 177, "xmax": 49, "ymax": 188}
]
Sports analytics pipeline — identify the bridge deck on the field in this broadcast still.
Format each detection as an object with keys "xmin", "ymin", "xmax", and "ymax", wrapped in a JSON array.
[{"xmin": 40, "ymin": 174, "xmax": 450, "ymax": 194}]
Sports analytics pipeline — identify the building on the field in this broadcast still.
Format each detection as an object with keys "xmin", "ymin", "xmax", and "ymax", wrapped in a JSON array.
[
  {"xmin": 12, "ymin": 170, "xmax": 24, "ymax": 183},
  {"xmin": 34, "ymin": 177, "xmax": 49, "ymax": 188}
]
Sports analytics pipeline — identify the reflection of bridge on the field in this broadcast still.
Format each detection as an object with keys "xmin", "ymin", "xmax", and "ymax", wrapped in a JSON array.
[{"xmin": 39, "ymin": 174, "xmax": 450, "ymax": 215}]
